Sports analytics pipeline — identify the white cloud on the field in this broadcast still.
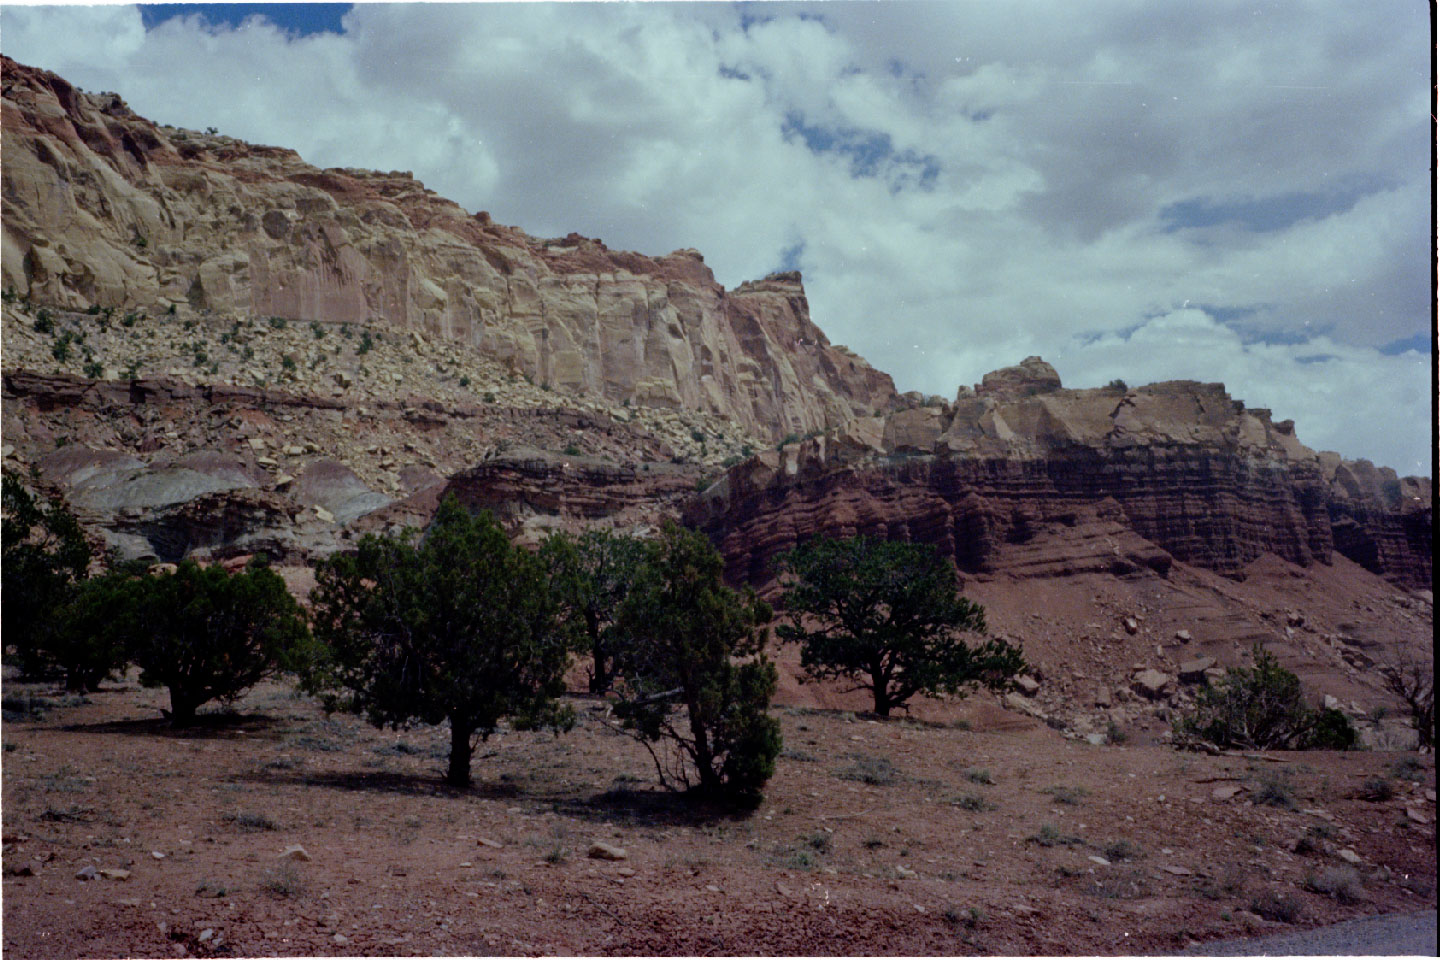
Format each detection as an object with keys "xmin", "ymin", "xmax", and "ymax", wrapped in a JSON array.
[{"xmin": 0, "ymin": 1, "xmax": 1430, "ymax": 473}]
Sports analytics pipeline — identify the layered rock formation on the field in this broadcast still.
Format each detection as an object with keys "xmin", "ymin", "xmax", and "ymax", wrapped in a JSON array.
[
  {"xmin": 689, "ymin": 359, "xmax": 1432, "ymax": 591},
  {"xmin": 0, "ymin": 57, "xmax": 894, "ymax": 441}
]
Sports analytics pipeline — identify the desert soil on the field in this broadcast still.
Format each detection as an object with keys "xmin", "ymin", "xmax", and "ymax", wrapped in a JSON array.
[{"xmin": 2, "ymin": 665, "xmax": 1434, "ymax": 958}]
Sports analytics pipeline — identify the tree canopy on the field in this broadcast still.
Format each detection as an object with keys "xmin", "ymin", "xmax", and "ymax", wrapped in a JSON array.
[
  {"xmin": 307, "ymin": 496, "xmax": 573, "ymax": 787},
  {"xmin": 776, "ymin": 535, "xmax": 1024, "ymax": 717},
  {"xmin": 2, "ymin": 472, "xmax": 93, "ymax": 681},
  {"xmin": 611, "ymin": 522, "xmax": 780, "ymax": 803},
  {"xmin": 542, "ymin": 528, "xmax": 648, "ymax": 694},
  {"xmin": 118, "ymin": 557, "xmax": 312, "ymax": 724}
]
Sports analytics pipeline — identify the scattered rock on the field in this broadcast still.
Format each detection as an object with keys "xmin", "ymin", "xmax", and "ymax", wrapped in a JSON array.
[
  {"xmin": 278, "ymin": 844, "xmax": 312, "ymax": 862},
  {"xmin": 1178, "ymin": 657, "xmax": 1216, "ymax": 682},
  {"xmin": 1123, "ymin": 617, "xmax": 1140, "ymax": 635},
  {"xmin": 1131, "ymin": 669, "xmax": 1174, "ymax": 700},
  {"xmin": 1088, "ymin": 856, "xmax": 1110, "ymax": 866},
  {"xmin": 313, "ymin": 505, "xmax": 335, "ymax": 523},
  {"xmin": 1404, "ymin": 806, "xmax": 1430, "ymax": 825},
  {"xmin": 333, "ymin": 934, "xmax": 349, "ymax": 946},
  {"xmin": 1211, "ymin": 784, "xmax": 1245, "ymax": 801},
  {"xmin": 587, "ymin": 841, "xmax": 627, "ymax": 861},
  {"xmin": 1093, "ymin": 686, "xmax": 1112, "ymax": 708},
  {"xmin": 895, "ymin": 865, "xmax": 919, "ymax": 879},
  {"xmin": 1084, "ymin": 733, "xmax": 1107, "ymax": 746},
  {"xmin": 75, "ymin": 865, "xmax": 98, "ymax": 881},
  {"xmin": 1015, "ymin": 675, "xmax": 1041, "ymax": 696},
  {"xmin": 1337, "ymin": 848, "xmax": 1362, "ymax": 865},
  {"xmin": 151, "ymin": 851, "xmax": 166, "ymax": 860},
  {"xmin": 1174, "ymin": 630, "xmax": 1192, "ymax": 642},
  {"xmin": 99, "ymin": 868, "xmax": 131, "ymax": 881},
  {"xmin": 476, "ymin": 837, "xmax": 503, "ymax": 849},
  {"xmin": 1161, "ymin": 865, "xmax": 1193, "ymax": 876}
]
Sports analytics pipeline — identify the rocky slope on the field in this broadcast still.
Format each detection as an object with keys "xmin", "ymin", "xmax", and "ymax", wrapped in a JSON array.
[{"xmin": 0, "ymin": 56, "xmax": 895, "ymax": 441}]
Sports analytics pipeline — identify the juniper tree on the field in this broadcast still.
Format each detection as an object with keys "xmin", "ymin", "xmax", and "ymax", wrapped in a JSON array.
[
  {"xmin": 307, "ymin": 497, "xmax": 572, "ymax": 787},
  {"xmin": 777, "ymin": 536, "xmax": 1024, "ymax": 717}
]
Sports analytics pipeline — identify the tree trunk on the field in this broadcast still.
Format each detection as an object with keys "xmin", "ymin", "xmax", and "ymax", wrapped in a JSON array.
[
  {"xmin": 446, "ymin": 720, "xmax": 474, "ymax": 787},
  {"xmin": 167, "ymin": 688, "xmax": 199, "ymax": 727},
  {"xmin": 587, "ymin": 614, "xmax": 610, "ymax": 695}
]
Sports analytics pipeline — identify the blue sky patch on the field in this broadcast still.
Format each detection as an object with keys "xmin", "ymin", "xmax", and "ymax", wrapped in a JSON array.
[
  {"xmin": 1378, "ymin": 333, "xmax": 1432, "ymax": 355},
  {"xmin": 1159, "ymin": 176, "xmax": 1387, "ymax": 234},
  {"xmin": 140, "ymin": 4, "xmax": 351, "ymax": 36}
]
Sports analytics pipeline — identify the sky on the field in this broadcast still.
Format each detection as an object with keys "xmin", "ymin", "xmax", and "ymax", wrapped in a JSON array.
[{"xmin": 2, "ymin": 1, "xmax": 1433, "ymax": 475}]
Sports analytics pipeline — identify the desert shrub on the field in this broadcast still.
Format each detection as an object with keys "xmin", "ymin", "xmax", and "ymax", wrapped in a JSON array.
[
  {"xmin": 611, "ymin": 522, "xmax": 780, "ymax": 803},
  {"xmin": 1028, "ymin": 823, "xmax": 1084, "ymax": 847},
  {"xmin": 1249, "ymin": 890, "xmax": 1304, "ymax": 923},
  {"xmin": 1306, "ymin": 707, "xmax": 1358, "ymax": 750},
  {"xmin": 116, "ymin": 557, "xmax": 312, "ymax": 724},
  {"xmin": 1252, "ymin": 774, "xmax": 1297, "ymax": 809},
  {"xmin": 1042, "ymin": 785, "xmax": 1088, "ymax": 805},
  {"xmin": 307, "ymin": 496, "xmax": 573, "ymax": 787},
  {"xmin": 964, "ymin": 767, "xmax": 995, "ymax": 785},
  {"xmin": 1175, "ymin": 646, "xmax": 1354, "ymax": 750},
  {"xmin": 1380, "ymin": 662, "xmax": 1434, "ymax": 750},
  {"xmin": 950, "ymin": 793, "xmax": 995, "ymax": 812},
  {"xmin": 1358, "ymin": 776, "xmax": 1396, "ymax": 801},
  {"xmin": 836, "ymin": 754, "xmax": 899, "ymax": 786},
  {"xmin": 1305, "ymin": 866, "xmax": 1365, "ymax": 903},
  {"xmin": 33, "ymin": 310, "xmax": 53, "ymax": 334},
  {"xmin": 777, "ymin": 536, "xmax": 1023, "ymax": 717},
  {"xmin": 1103, "ymin": 839, "xmax": 1142, "ymax": 862}
]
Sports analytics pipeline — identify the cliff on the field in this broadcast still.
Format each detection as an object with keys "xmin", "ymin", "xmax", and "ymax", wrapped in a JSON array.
[
  {"xmin": 688, "ymin": 359, "xmax": 1433, "ymax": 590},
  {"xmin": 0, "ymin": 56, "xmax": 895, "ymax": 442}
]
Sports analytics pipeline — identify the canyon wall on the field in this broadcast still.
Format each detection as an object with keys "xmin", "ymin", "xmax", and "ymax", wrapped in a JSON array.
[
  {"xmin": 0, "ymin": 57, "xmax": 894, "ymax": 442},
  {"xmin": 687, "ymin": 359, "xmax": 1432, "ymax": 590}
]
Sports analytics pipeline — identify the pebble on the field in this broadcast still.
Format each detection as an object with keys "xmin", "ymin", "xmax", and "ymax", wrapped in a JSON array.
[
  {"xmin": 75, "ymin": 865, "xmax": 98, "ymax": 881},
  {"xmin": 151, "ymin": 851, "xmax": 166, "ymax": 860},
  {"xmin": 476, "ymin": 837, "xmax": 503, "ymax": 848},
  {"xmin": 1088, "ymin": 856, "xmax": 1110, "ymax": 866},
  {"xmin": 278, "ymin": 844, "xmax": 312, "ymax": 862}
]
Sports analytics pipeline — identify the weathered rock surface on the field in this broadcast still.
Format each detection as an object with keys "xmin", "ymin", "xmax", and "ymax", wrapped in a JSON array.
[
  {"xmin": 1, "ymin": 57, "xmax": 894, "ymax": 442},
  {"xmin": 687, "ymin": 372, "xmax": 1431, "ymax": 590}
]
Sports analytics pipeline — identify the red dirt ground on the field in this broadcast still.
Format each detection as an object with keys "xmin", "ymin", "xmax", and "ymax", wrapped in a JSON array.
[{"xmin": 2, "ymin": 670, "xmax": 1433, "ymax": 957}]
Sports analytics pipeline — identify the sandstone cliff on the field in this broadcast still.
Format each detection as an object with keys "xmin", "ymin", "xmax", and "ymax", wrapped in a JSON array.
[
  {"xmin": 0, "ymin": 57, "xmax": 894, "ymax": 441},
  {"xmin": 688, "ymin": 358, "xmax": 1433, "ymax": 591}
]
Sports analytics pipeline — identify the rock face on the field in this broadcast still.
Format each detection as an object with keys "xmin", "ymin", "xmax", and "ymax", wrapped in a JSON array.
[
  {"xmin": 687, "ymin": 371, "xmax": 1432, "ymax": 590},
  {"xmin": 0, "ymin": 57, "xmax": 894, "ymax": 442}
]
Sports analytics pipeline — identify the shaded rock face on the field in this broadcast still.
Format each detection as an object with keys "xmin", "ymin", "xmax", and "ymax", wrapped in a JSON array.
[
  {"xmin": 687, "ymin": 371, "xmax": 1432, "ymax": 591},
  {"xmin": 0, "ymin": 57, "xmax": 894, "ymax": 442}
]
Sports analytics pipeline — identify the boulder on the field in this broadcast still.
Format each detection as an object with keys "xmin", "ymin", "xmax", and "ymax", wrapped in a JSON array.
[
  {"xmin": 1131, "ymin": 669, "xmax": 1174, "ymax": 700},
  {"xmin": 587, "ymin": 842, "xmax": 627, "ymax": 861},
  {"xmin": 1178, "ymin": 657, "xmax": 1216, "ymax": 682}
]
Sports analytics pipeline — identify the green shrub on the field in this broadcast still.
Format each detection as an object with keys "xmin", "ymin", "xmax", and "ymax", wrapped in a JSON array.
[
  {"xmin": 1175, "ymin": 646, "xmax": 1354, "ymax": 750},
  {"xmin": 268, "ymin": 316, "xmax": 287, "ymax": 330},
  {"xmin": 82, "ymin": 361, "xmax": 103, "ymax": 380},
  {"xmin": 33, "ymin": 310, "xmax": 53, "ymax": 333}
]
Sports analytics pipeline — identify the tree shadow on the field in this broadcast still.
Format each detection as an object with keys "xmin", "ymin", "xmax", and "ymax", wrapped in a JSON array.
[
  {"xmin": 59, "ymin": 712, "xmax": 287, "ymax": 740},
  {"xmin": 232, "ymin": 768, "xmax": 757, "ymax": 826}
]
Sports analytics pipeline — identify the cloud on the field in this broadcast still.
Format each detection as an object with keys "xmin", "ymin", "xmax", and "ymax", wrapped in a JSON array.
[{"xmin": 0, "ymin": 1, "xmax": 1430, "ymax": 473}]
